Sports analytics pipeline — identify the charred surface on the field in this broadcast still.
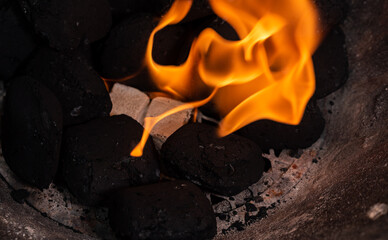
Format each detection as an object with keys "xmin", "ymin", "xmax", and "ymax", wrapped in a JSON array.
[
  {"xmin": 62, "ymin": 115, "xmax": 159, "ymax": 206},
  {"xmin": 17, "ymin": 0, "xmax": 111, "ymax": 50},
  {"xmin": 313, "ymin": 0, "xmax": 348, "ymax": 34},
  {"xmin": 108, "ymin": 0, "xmax": 173, "ymax": 22},
  {"xmin": 313, "ymin": 27, "xmax": 348, "ymax": 99},
  {"xmin": 162, "ymin": 123, "xmax": 264, "ymax": 196},
  {"xmin": 236, "ymin": 101, "xmax": 325, "ymax": 153},
  {"xmin": 26, "ymin": 47, "xmax": 112, "ymax": 126},
  {"xmin": 0, "ymin": 1, "xmax": 37, "ymax": 80},
  {"xmin": 2, "ymin": 76, "xmax": 62, "ymax": 189},
  {"xmin": 108, "ymin": 180, "xmax": 217, "ymax": 240},
  {"xmin": 100, "ymin": 14, "xmax": 156, "ymax": 79}
]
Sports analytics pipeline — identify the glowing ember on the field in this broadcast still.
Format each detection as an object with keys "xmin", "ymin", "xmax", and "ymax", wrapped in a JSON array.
[{"xmin": 130, "ymin": 0, "xmax": 321, "ymax": 156}]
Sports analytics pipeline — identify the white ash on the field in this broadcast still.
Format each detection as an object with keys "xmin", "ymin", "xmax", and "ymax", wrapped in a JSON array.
[
  {"xmin": 145, "ymin": 97, "xmax": 193, "ymax": 150},
  {"xmin": 212, "ymin": 138, "xmax": 324, "ymax": 234},
  {"xmin": 109, "ymin": 83, "xmax": 149, "ymax": 125},
  {"xmin": 110, "ymin": 85, "xmax": 193, "ymax": 150},
  {"xmin": 367, "ymin": 203, "xmax": 388, "ymax": 220}
]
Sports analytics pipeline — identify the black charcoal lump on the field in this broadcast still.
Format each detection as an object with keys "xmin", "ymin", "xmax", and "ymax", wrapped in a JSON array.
[
  {"xmin": 2, "ymin": 76, "xmax": 63, "ymax": 189},
  {"xmin": 0, "ymin": 2, "xmax": 37, "ymax": 79},
  {"xmin": 100, "ymin": 14, "xmax": 156, "ymax": 79},
  {"xmin": 161, "ymin": 123, "xmax": 264, "ymax": 196},
  {"xmin": 18, "ymin": 0, "xmax": 111, "ymax": 50},
  {"xmin": 26, "ymin": 47, "xmax": 112, "ymax": 126},
  {"xmin": 153, "ymin": 15, "xmax": 239, "ymax": 66},
  {"xmin": 153, "ymin": 24, "xmax": 187, "ymax": 66},
  {"xmin": 313, "ymin": 27, "xmax": 348, "ymax": 99},
  {"xmin": 237, "ymin": 101, "xmax": 325, "ymax": 153},
  {"xmin": 313, "ymin": 0, "xmax": 348, "ymax": 34},
  {"xmin": 62, "ymin": 115, "xmax": 159, "ymax": 206},
  {"xmin": 180, "ymin": 15, "xmax": 240, "ymax": 66},
  {"xmin": 109, "ymin": 0, "xmax": 213, "ymax": 24},
  {"xmin": 108, "ymin": 0, "xmax": 173, "ymax": 21},
  {"xmin": 108, "ymin": 180, "xmax": 217, "ymax": 240}
]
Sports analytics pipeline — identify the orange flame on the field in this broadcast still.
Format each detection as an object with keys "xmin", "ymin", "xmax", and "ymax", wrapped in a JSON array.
[{"xmin": 131, "ymin": 0, "xmax": 321, "ymax": 156}]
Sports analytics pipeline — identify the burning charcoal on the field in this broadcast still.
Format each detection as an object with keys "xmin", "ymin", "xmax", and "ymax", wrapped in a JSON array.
[
  {"xmin": 161, "ymin": 123, "xmax": 264, "ymax": 196},
  {"xmin": 2, "ymin": 76, "xmax": 63, "ymax": 189},
  {"xmin": 313, "ymin": 27, "xmax": 348, "ymax": 99},
  {"xmin": 100, "ymin": 14, "xmax": 156, "ymax": 79},
  {"xmin": 18, "ymin": 0, "xmax": 111, "ymax": 50},
  {"xmin": 108, "ymin": 0, "xmax": 173, "ymax": 21},
  {"xmin": 313, "ymin": 0, "xmax": 348, "ymax": 33},
  {"xmin": 146, "ymin": 97, "xmax": 193, "ymax": 150},
  {"xmin": 236, "ymin": 101, "xmax": 325, "ymax": 153},
  {"xmin": 62, "ymin": 115, "xmax": 159, "ymax": 206},
  {"xmin": 110, "ymin": 83, "xmax": 150, "ymax": 125},
  {"xmin": 153, "ymin": 13, "xmax": 238, "ymax": 69},
  {"xmin": 0, "ymin": 2, "xmax": 37, "ymax": 79},
  {"xmin": 176, "ymin": 15, "xmax": 239, "ymax": 66},
  {"xmin": 153, "ymin": 24, "xmax": 187, "ymax": 66},
  {"xmin": 26, "ymin": 47, "xmax": 112, "ymax": 126},
  {"xmin": 108, "ymin": 180, "xmax": 216, "ymax": 240}
]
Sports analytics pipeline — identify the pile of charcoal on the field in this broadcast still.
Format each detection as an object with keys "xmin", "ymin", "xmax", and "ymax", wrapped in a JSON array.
[{"xmin": 0, "ymin": 0, "xmax": 348, "ymax": 239}]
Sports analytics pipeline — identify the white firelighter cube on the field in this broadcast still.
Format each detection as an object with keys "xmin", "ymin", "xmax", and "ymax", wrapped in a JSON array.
[
  {"xmin": 109, "ymin": 83, "xmax": 150, "ymax": 125},
  {"xmin": 146, "ymin": 97, "xmax": 193, "ymax": 150}
]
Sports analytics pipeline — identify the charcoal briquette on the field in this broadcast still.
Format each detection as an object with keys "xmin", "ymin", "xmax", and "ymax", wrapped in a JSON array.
[
  {"xmin": 153, "ymin": 15, "xmax": 239, "ymax": 64},
  {"xmin": 17, "ymin": 0, "xmax": 111, "ymax": 50},
  {"xmin": 236, "ymin": 101, "xmax": 325, "ymax": 153},
  {"xmin": 62, "ymin": 115, "xmax": 159, "ymax": 206},
  {"xmin": 26, "ymin": 47, "xmax": 112, "ymax": 126},
  {"xmin": 161, "ymin": 123, "xmax": 264, "ymax": 196},
  {"xmin": 0, "ymin": 2, "xmax": 37, "ymax": 79},
  {"xmin": 313, "ymin": 0, "xmax": 348, "ymax": 33},
  {"xmin": 153, "ymin": 24, "xmax": 187, "ymax": 66},
  {"xmin": 313, "ymin": 27, "xmax": 348, "ymax": 99},
  {"xmin": 108, "ymin": 0, "xmax": 173, "ymax": 22},
  {"xmin": 176, "ymin": 15, "xmax": 239, "ymax": 65},
  {"xmin": 2, "ymin": 76, "xmax": 63, "ymax": 189},
  {"xmin": 108, "ymin": 180, "xmax": 217, "ymax": 240},
  {"xmin": 100, "ymin": 14, "xmax": 156, "ymax": 79}
]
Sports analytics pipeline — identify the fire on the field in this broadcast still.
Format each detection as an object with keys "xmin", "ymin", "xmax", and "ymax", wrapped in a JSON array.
[{"xmin": 130, "ymin": 0, "xmax": 321, "ymax": 156}]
